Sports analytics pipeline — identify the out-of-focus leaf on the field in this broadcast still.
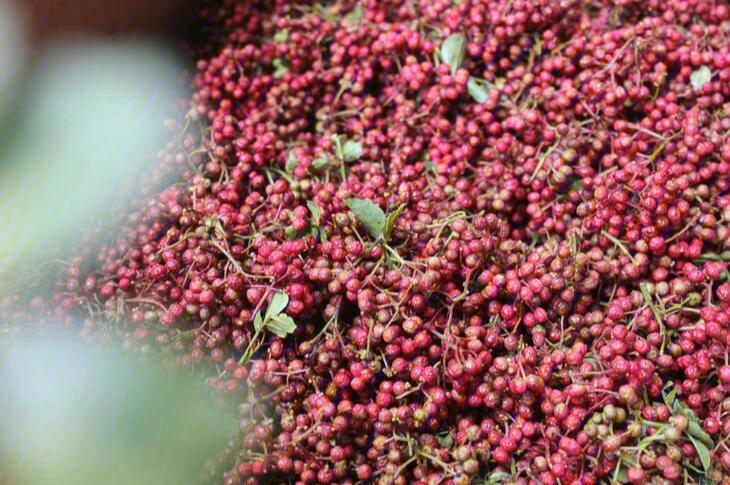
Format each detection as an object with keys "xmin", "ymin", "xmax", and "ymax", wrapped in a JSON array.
[
  {"xmin": 0, "ymin": 41, "xmax": 184, "ymax": 276},
  {"xmin": 0, "ymin": 329, "xmax": 235, "ymax": 485}
]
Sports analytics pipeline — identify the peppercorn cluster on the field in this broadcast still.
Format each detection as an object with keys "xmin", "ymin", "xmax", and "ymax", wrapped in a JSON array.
[{"xmin": 10, "ymin": 0, "xmax": 730, "ymax": 483}]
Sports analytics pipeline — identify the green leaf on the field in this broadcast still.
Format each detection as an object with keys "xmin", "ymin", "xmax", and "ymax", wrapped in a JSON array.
[
  {"xmin": 345, "ymin": 3, "xmax": 363, "ymax": 22},
  {"xmin": 265, "ymin": 291, "xmax": 290, "ymax": 321},
  {"xmin": 681, "ymin": 403, "xmax": 701, "ymax": 423},
  {"xmin": 285, "ymin": 151, "xmax": 298, "ymax": 172},
  {"xmin": 253, "ymin": 311, "xmax": 264, "ymax": 333},
  {"xmin": 687, "ymin": 420, "xmax": 714, "ymax": 447},
  {"xmin": 267, "ymin": 314, "xmax": 297, "ymax": 338},
  {"xmin": 467, "ymin": 77, "xmax": 490, "ymax": 103},
  {"xmin": 662, "ymin": 381, "xmax": 677, "ymax": 411},
  {"xmin": 687, "ymin": 433, "xmax": 712, "ymax": 473},
  {"xmin": 640, "ymin": 282, "xmax": 663, "ymax": 327},
  {"xmin": 383, "ymin": 204, "xmax": 404, "ymax": 241},
  {"xmin": 341, "ymin": 140, "xmax": 363, "ymax": 162},
  {"xmin": 346, "ymin": 198, "xmax": 385, "ymax": 239},
  {"xmin": 690, "ymin": 65, "xmax": 712, "ymax": 91},
  {"xmin": 436, "ymin": 433, "xmax": 453, "ymax": 448},
  {"xmin": 284, "ymin": 226, "xmax": 297, "ymax": 240},
  {"xmin": 307, "ymin": 201, "xmax": 321, "ymax": 227},
  {"xmin": 312, "ymin": 156, "xmax": 330, "ymax": 169},
  {"xmin": 425, "ymin": 158, "xmax": 437, "ymax": 174},
  {"xmin": 440, "ymin": 33, "xmax": 466, "ymax": 74},
  {"xmin": 485, "ymin": 472, "xmax": 512, "ymax": 484},
  {"xmin": 273, "ymin": 29, "xmax": 289, "ymax": 43},
  {"xmin": 272, "ymin": 58, "xmax": 289, "ymax": 78}
]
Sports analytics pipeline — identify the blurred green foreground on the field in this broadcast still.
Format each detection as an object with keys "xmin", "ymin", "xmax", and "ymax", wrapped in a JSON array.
[{"xmin": 0, "ymin": 330, "xmax": 235, "ymax": 485}]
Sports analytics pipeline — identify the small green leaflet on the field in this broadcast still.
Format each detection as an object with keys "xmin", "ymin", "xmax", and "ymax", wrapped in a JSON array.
[
  {"xmin": 272, "ymin": 58, "xmax": 289, "ymax": 78},
  {"xmin": 267, "ymin": 314, "xmax": 297, "ymax": 338},
  {"xmin": 436, "ymin": 433, "xmax": 453, "ymax": 448},
  {"xmin": 661, "ymin": 381, "xmax": 679, "ymax": 413},
  {"xmin": 687, "ymin": 420, "xmax": 713, "ymax": 447},
  {"xmin": 253, "ymin": 311, "xmax": 264, "ymax": 332},
  {"xmin": 346, "ymin": 198, "xmax": 385, "ymax": 239},
  {"xmin": 383, "ymin": 204, "xmax": 404, "ymax": 241},
  {"xmin": 332, "ymin": 134, "xmax": 363, "ymax": 162},
  {"xmin": 342, "ymin": 140, "xmax": 363, "ymax": 162},
  {"xmin": 481, "ymin": 472, "xmax": 512, "ymax": 485},
  {"xmin": 467, "ymin": 77, "xmax": 490, "ymax": 103},
  {"xmin": 680, "ymin": 404, "xmax": 714, "ymax": 448},
  {"xmin": 687, "ymin": 434, "xmax": 711, "ymax": 473},
  {"xmin": 307, "ymin": 201, "xmax": 321, "ymax": 227},
  {"xmin": 252, "ymin": 291, "xmax": 297, "ymax": 338},
  {"xmin": 690, "ymin": 65, "xmax": 711, "ymax": 91},
  {"xmin": 440, "ymin": 33, "xmax": 466, "ymax": 75},
  {"xmin": 273, "ymin": 29, "xmax": 289, "ymax": 43},
  {"xmin": 285, "ymin": 151, "xmax": 298, "ymax": 172},
  {"xmin": 312, "ymin": 156, "xmax": 330, "ymax": 169},
  {"xmin": 284, "ymin": 226, "xmax": 297, "ymax": 240},
  {"xmin": 345, "ymin": 3, "xmax": 363, "ymax": 22},
  {"xmin": 639, "ymin": 282, "xmax": 663, "ymax": 327},
  {"xmin": 345, "ymin": 199, "xmax": 403, "ymax": 241},
  {"xmin": 425, "ymin": 158, "xmax": 437, "ymax": 174},
  {"xmin": 661, "ymin": 381, "xmax": 714, "ymax": 474},
  {"xmin": 265, "ymin": 291, "xmax": 290, "ymax": 321}
]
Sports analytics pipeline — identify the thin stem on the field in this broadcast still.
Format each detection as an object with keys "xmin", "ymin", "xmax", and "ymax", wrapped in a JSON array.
[{"xmin": 601, "ymin": 230, "xmax": 637, "ymax": 266}]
